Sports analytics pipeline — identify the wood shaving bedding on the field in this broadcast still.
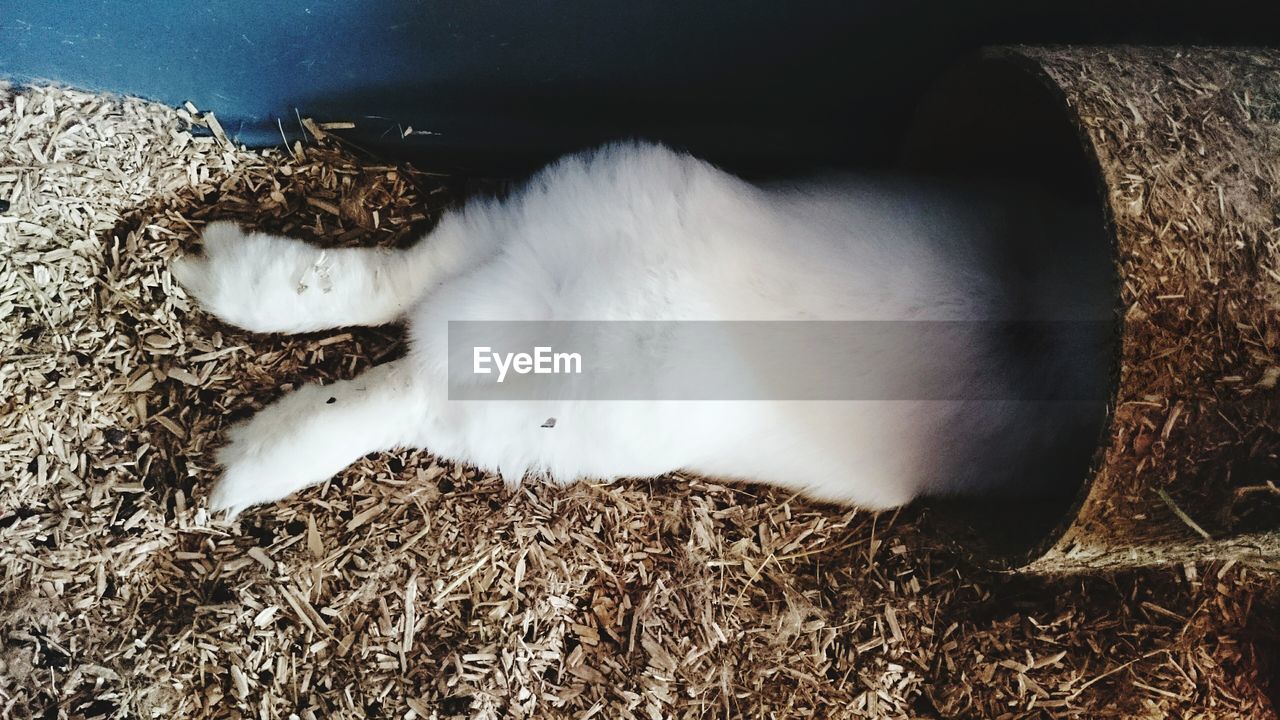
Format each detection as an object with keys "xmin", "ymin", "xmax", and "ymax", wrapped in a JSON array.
[{"xmin": 0, "ymin": 84, "xmax": 1275, "ymax": 719}]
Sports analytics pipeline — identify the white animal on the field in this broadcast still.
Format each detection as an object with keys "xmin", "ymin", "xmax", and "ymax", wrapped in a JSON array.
[{"xmin": 171, "ymin": 142, "xmax": 1110, "ymax": 518}]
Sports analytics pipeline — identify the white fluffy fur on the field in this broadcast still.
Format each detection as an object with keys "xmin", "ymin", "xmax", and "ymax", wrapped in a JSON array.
[{"xmin": 173, "ymin": 142, "xmax": 1107, "ymax": 518}]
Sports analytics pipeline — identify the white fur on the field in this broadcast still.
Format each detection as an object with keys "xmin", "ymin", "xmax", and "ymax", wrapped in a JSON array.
[{"xmin": 173, "ymin": 142, "xmax": 1109, "ymax": 517}]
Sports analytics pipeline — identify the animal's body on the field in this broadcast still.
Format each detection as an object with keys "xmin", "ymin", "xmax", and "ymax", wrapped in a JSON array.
[{"xmin": 172, "ymin": 142, "xmax": 1110, "ymax": 517}]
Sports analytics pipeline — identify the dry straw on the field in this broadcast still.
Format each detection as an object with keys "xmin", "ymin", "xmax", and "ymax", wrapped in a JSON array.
[{"xmin": 0, "ymin": 77, "xmax": 1276, "ymax": 718}]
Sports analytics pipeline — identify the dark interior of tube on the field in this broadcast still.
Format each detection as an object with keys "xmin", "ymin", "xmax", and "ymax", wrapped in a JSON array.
[{"xmin": 896, "ymin": 56, "xmax": 1118, "ymax": 566}]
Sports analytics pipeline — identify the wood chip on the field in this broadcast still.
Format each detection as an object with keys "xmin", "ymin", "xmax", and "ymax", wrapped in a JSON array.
[{"xmin": 0, "ymin": 80, "xmax": 1274, "ymax": 720}]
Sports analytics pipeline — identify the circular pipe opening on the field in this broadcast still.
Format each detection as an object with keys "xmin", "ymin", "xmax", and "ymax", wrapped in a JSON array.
[{"xmin": 898, "ymin": 53, "xmax": 1120, "ymax": 568}]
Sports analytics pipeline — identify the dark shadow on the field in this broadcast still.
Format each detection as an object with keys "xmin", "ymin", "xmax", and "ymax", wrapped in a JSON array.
[
  {"xmin": 9, "ymin": 1, "xmax": 1280, "ymax": 176},
  {"xmin": 899, "ymin": 54, "xmax": 1119, "ymax": 567}
]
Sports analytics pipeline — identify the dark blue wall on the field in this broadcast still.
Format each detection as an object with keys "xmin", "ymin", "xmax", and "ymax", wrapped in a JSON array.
[{"xmin": 3, "ymin": 1, "xmax": 1275, "ymax": 173}]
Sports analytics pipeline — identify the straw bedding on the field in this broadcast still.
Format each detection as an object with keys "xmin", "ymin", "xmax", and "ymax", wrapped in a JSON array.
[{"xmin": 0, "ymin": 84, "xmax": 1276, "ymax": 719}]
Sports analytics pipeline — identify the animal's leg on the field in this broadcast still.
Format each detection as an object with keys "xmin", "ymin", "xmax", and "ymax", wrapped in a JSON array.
[
  {"xmin": 208, "ymin": 358, "xmax": 423, "ymax": 517},
  {"xmin": 172, "ymin": 215, "xmax": 502, "ymax": 333}
]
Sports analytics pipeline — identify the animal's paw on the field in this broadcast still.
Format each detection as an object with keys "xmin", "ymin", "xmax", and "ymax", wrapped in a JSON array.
[
  {"xmin": 207, "ymin": 419, "xmax": 309, "ymax": 519},
  {"xmin": 170, "ymin": 221, "xmax": 249, "ymax": 303},
  {"xmin": 206, "ymin": 379, "xmax": 366, "ymax": 519},
  {"xmin": 171, "ymin": 221, "xmax": 330, "ymax": 334}
]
